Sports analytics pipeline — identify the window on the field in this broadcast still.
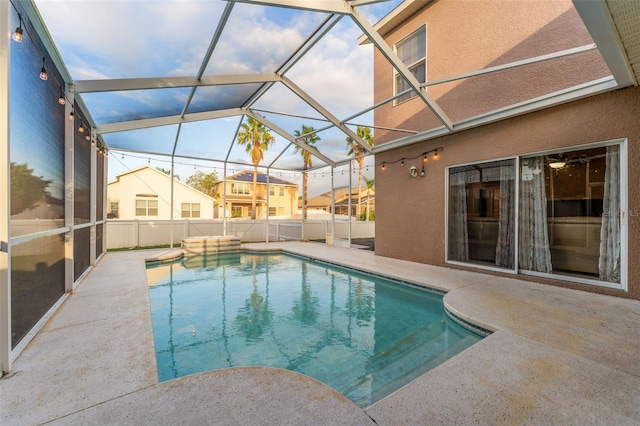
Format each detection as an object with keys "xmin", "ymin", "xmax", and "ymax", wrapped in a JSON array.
[
  {"xmin": 110, "ymin": 202, "xmax": 119, "ymax": 219},
  {"xmin": 394, "ymin": 26, "xmax": 426, "ymax": 104},
  {"xmin": 269, "ymin": 207, "xmax": 277, "ymax": 216},
  {"xmin": 447, "ymin": 142, "xmax": 624, "ymax": 287},
  {"xmin": 231, "ymin": 182, "xmax": 250, "ymax": 195},
  {"xmin": 279, "ymin": 186, "xmax": 285, "ymax": 196},
  {"xmin": 136, "ymin": 199, "xmax": 158, "ymax": 216},
  {"xmin": 181, "ymin": 203, "xmax": 200, "ymax": 218},
  {"xmin": 231, "ymin": 205, "xmax": 243, "ymax": 218},
  {"xmin": 270, "ymin": 185, "xmax": 275, "ymax": 196}
]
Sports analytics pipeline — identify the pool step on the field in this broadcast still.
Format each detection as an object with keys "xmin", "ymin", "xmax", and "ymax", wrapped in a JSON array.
[{"xmin": 182, "ymin": 236, "xmax": 241, "ymax": 254}]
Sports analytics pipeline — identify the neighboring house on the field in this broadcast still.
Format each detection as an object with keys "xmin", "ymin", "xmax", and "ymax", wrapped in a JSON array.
[
  {"xmin": 366, "ymin": 0, "xmax": 639, "ymax": 299},
  {"xmin": 215, "ymin": 171, "xmax": 298, "ymax": 218},
  {"xmin": 107, "ymin": 166, "xmax": 216, "ymax": 220},
  {"xmin": 307, "ymin": 187, "xmax": 375, "ymax": 218}
]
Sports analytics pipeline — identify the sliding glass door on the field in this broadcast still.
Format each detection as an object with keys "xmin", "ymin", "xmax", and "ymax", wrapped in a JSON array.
[
  {"xmin": 448, "ymin": 159, "xmax": 516, "ymax": 270},
  {"xmin": 447, "ymin": 142, "xmax": 624, "ymax": 287}
]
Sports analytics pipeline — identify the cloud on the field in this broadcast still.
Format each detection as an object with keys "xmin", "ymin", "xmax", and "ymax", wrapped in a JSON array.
[{"xmin": 34, "ymin": 0, "xmax": 397, "ymax": 173}]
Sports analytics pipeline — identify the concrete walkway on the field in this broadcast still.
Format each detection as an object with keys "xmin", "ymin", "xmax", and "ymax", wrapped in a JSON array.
[{"xmin": 1, "ymin": 242, "xmax": 639, "ymax": 425}]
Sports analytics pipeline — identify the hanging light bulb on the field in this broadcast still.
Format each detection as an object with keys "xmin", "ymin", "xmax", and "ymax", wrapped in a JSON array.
[
  {"xmin": 85, "ymin": 131, "xmax": 91, "ymax": 141},
  {"xmin": 58, "ymin": 87, "xmax": 66, "ymax": 105},
  {"xmin": 68, "ymin": 106, "xmax": 74, "ymax": 121},
  {"xmin": 434, "ymin": 151, "xmax": 439, "ymax": 159},
  {"xmin": 39, "ymin": 57, "xmax": 48, "ymax": 81},
  {"xmin": 13, "ymin": 14, "xmax": 24, "ymax": 42},
  {"xmin": 401, "ymin": 158, "xmax": 404, "ymax": 167},
  {"xmin": 423, "ymin": 154, "xmax": 428, "ymax": 163},
  {"xmin": 78, "ymin": 121, "xmax": 85, "ymax": 133},
  {"xmin": 381, "ymin": 162, "xmax": 386, "ymax": 171}
]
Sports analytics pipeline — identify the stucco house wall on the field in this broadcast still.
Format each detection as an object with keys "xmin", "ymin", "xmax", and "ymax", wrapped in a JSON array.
[
  {"xmin": 375, "ymin": 86, "xmax": 640, "ymax": 300},
  {"xmin": 107, "ymin": 166, "xmax": 216, "ymax": 220},
  {"xmin": 371, "ymin": 0, "xmax": 638, "ymax": 299},
  {"xmin": 372, "ymin": 0, "xmax": 610, "ymax": 145}
]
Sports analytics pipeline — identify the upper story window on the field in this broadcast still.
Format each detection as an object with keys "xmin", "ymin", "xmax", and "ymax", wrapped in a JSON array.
[
  {"xmin": 394, "ymin": 25, "xmax": 426, "ymax": 105},
  {"xmin": 279, "ymin": 186, "xmax": 285, "ymax": 196},
  {"xmin": 231, "ymin": 182, "xmax": 251, "ymax": 195},
  {"xmin": 270, "ymin": 185, "xmax": 275, "ymax": 196}
]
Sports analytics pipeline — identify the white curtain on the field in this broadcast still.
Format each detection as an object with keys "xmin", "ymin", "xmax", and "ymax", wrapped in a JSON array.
[
  {"xmin": 448, "ymin": 169, "xmax": 471, "ymax": 261},
  {"xmin": 495, "ymin": 161, "xmax": 515, "ymax": 269},
  {"xmin": 519, "ymin": 156, "xmax": 552, "ymax": 273},
  {"xmin": 599, "ymin": 145, "xmax": 621, "ymax": 282}
]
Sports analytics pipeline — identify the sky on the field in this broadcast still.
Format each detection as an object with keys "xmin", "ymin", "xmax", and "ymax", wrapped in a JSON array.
[{"xmin": 33, "ymin": 0, "xmax": 402, "ymax": 197}]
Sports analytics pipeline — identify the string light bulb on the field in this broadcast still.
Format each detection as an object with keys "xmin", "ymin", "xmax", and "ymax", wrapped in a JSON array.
[
  {"xmin": 68, "ymin": 106, "xmax": 74, "ymax": 121},
  {"xmin": 58, "ymin": 87, "xmax": 66, "ymax": 105},
  {"xmin": 434, "ymin": 151, "xmax": 439, "ymax": 159},
  {"xmin": 13, "ymin": 14, "xmax": 24, "ymax": 42},
  {"xmin": 85, "ymin": 131, "xmax": 91, "ymax": 141},
  {"xmin": 78, "ymin": 121, "xmax": 85, "ymax": 133},
  {"xmin": 381, "ymin": 162, "xmax": 386, "ymax": 171},
  {"xmin": 400, "ymin": 158, "xmax": 404, "ymax": 166},
  {"xmin": 39, "ymin": 57, "xmax": 48, "ymax": 81},
  {"xmin": 423, "ymin": 154, "xmax": 428, "ymax": 163}
]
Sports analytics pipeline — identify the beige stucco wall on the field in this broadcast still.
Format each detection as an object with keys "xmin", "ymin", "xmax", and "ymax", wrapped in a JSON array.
[
  {"xmin": 216, "ymin": 180, "xmax": 299, "ymax": 218},
  {"xmin": 106, "ymin": 167, "xmax": 215, "ymax": 220},
  {"xmin": 373, "ymin": 0, "xmax": 610, "ymax": 144},
  {"xmin": 374, "ymin": 85, "xmax": 640, "ymax": 300}
]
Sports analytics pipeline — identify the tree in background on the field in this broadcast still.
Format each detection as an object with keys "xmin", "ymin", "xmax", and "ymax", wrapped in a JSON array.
[
  {"xmin": 294, "ymin": 125, "xmax": 320, "ymax": 220},
  {"xmin": 363, "ymin": 176, "xmax": 375, "ymax": 221},
  {"xmin": 10, "ymin": 162, "xmax": 51, "ymax": 216},
  {"xmin": 236, "ymin": 117, "xmax": 275, "ymax": 219},
  {"xmin": 186, "ymin": 171, "xmax": 219, "ymax": 199},
  {"xmin": 155, "ymin": 167, "xmax": 179, "ymax": 181},
  {"xmin": 346, "ymin": 126, "xmax": 374, "ymax": 220}
]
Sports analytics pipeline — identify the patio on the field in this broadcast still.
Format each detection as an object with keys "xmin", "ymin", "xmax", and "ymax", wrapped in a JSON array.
[{"xmin": 1, "ymin": 242, "xmax": 638, "ymax": 425}]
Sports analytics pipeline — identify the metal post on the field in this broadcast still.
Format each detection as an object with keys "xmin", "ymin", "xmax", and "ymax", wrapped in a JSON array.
[
  {"xmin": 170, "ymin": 156, "xmax": 175, "ymax": 248},
  {"xmin": 223, "ymin": 162, "xmax": 227, "ymax": 236},
  {"xmin": 266, "ymin": 167, "xmax": 270, "ymax": 242},
  {"xmin": 0, "ymin": 1, "xmax": 12, "ymax": 374},
  {"xmin": 64, "ymin": 93, "xmax": 74, "ymax": 292}
]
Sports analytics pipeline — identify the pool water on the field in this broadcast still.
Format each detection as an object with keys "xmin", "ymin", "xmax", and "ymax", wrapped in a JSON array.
[{"xmin": 146, "ymin": 252, "xmax": 482, "ymax": 407}]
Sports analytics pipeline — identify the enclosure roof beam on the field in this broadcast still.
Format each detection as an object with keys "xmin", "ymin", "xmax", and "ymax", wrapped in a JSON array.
[
  {"xmin": 280, "ymin": 76, "xmax": 372, "ymax": 153},
  {"xmin": 245, "ymin": 109, "xmax": 336, "ymax": 167},
  {"xmin": 350, "ymin": 7, "xmax": 454, "ymax": 131},
  {"xmin": 230, "ymin": 0, "xmax": 351, "ymax": 14},
  {"xmin": 72, "ymin": 74, "xmax": 279, "ymax": 94},
  {"xmin": 96, "ymin": 108, "xmax": 244, "ymax": 134}
]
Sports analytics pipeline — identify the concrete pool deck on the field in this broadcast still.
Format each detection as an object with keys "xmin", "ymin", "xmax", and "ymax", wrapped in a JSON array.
[{"xmin": 1, "ymin": 242, "xmax": 639, "ymax": 425}]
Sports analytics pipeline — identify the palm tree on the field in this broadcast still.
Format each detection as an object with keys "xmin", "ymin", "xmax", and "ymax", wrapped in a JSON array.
[
  {"xmin": 363, "ymin": 176, "xmax": 374, "ymax": 221},
  {"xmin": 346, "ymin": 126, "xmax": 374, "ymax": 220},
  {"xmin": 294, "ymin": 125, "xmax": 320, "ymax": 220},
  {"xmin": 236, "ymin": 117, "xmax": 275, "ymax": 219}
]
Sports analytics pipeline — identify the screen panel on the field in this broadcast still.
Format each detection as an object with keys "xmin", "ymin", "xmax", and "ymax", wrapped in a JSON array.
[{"xmin": 11, "ymin": 234, "xmax": 65, "ymax": 348}]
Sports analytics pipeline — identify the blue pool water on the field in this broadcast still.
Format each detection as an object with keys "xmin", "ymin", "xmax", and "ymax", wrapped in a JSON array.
[{"xmin": 146, "ymin": 252, "xmax": 482, "ymax": 407}]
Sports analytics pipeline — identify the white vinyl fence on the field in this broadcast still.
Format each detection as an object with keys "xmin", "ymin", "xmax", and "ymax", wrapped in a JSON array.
[{"xmin": 106, "ymin": 219, "xmax": 374, "ymax": 250}]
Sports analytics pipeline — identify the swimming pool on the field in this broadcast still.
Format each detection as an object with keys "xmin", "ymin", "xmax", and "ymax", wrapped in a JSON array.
[{"xmin": 146, "ymin": 251, "xmax": 483, "ymax": 407}]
